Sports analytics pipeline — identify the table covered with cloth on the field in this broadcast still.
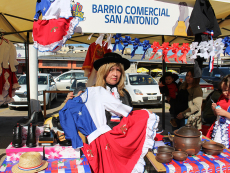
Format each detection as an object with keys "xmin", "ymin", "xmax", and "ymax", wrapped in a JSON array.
[
  {"xmin": 146, "ymin": 137, "xmax": 230, "ymax": 173},
  {"xmin": 0, "ymin": 157, "xmax": 91, "ymax": 173}
]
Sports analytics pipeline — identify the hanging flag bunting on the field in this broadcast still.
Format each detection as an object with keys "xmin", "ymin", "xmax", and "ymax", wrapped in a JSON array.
[
  {"xmin": 156, "ymin": 42, "xmax": 171, "ymax": 63},
  {"xmin": 130, "ymin": 38, "xmax": 141, "ymax": 58},
  {"xmin": 178, "ymin": 43, "xmax": 190, "ymax": 63},
  {"xmin": 168, "ymin": 43, "xmax": 180, "ymax": 63},
  {"xmin": 140, "ymin": 40, "xmax": 151, "ymax": 60},
  {"xmin": 149, "ymin": 42, "xmax": 162, "ymax": 60},
  {"xmin": 112, "ymin": 34, "xmax": 123, "ymax": 52},
  {"xmin": 222, "ymin": 36, "xmax": 230, "ymax": 55},
  {"xmin": 121, "ymin": 36, "xmax": 132, "ymax": 54}
]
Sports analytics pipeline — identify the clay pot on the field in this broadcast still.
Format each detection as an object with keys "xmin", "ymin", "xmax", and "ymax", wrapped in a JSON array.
[
  {"xmin": 202, "ymin": 141, "xmax": 224, "ymax": 155},
  {"xmin": 172, "ymin": 151, "xmax": 188, "ymax": 161},
  {"xmin": 169, "ymin": 124, "xmax": 201, "ymax": 156},
  {"xmin": 157, "ymin": 146, "xmax": 175, "ymax": 153},
  {"xmin": 155, "ymin": 152, "xmax": 173, "ymax": 163}
]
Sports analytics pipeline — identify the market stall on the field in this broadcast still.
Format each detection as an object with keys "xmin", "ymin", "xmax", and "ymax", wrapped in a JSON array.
[{"xmin": 1, "ymin": 0, "xmax": 230, "ymax": 173}]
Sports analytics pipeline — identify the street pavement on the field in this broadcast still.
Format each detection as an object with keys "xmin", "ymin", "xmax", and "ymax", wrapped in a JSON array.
[{"xmin": 0, "ymin": 94, "xmax": 172, "ymax": 165}]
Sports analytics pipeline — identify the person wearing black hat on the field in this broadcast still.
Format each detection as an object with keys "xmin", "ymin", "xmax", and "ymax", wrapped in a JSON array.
[
  {"xmin": 65, "ymin": 52, "xmax": 132, "ymax": 128},
  {"xmin": 159, "ymin": 72, "xmax": 180, "ymax": 127}
]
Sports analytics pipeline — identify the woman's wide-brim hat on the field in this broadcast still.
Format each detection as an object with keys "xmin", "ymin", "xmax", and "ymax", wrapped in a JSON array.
[
  {"xmin": 12, "ymin": 152, "xmax": 48, "ymax": 173},
  {"xmin": 160, "ymin": 72, "xmax": 179, "ymax": 83},
  {"xmin": 93, "ymin": 52, "xmax": 130, "ymax": 71}
]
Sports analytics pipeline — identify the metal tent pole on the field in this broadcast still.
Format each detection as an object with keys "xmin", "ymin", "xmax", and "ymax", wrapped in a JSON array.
[
  {"xmin": 25, "ymin": 32, "xmax": 31, "ymax": 118},
  {"xmin": 162, "ymin": 35, "xmax": 166, "ymax": 130}
]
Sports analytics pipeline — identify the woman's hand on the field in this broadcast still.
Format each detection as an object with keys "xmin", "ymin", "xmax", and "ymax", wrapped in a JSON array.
[
  {"xmin": 211, "ymin": 103, "xmax": 217, "ymax": 111},
  {"xmin": 64, "ymin": 92, "xmax": 74, "ymax": 103},
  {"xmin": 179, "ymin": 78, "xmax": 183, "ymax": 83},
  {"xmin": 176, "ymin": 113, "xmax": 184, "ymax": 119},
  {"xmin": 215, "ymin": 108, "xmax": 229, "ymax": 117}
]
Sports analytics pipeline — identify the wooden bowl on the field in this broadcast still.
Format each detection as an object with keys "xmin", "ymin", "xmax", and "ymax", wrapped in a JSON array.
[
  {"xmin": 202, "ymin": 142, "xmax": 224, "ymax": 155},
  {"xmin": 157, "ymin": 146, "xmax": 175, "ymax": 153},
  {"xmin": 156, "ymin": 152, "xmax": 173, "ymax": 163},
  {"xmin": 172, "ymin": 151, "xmax": 188, "ymax": 161}
]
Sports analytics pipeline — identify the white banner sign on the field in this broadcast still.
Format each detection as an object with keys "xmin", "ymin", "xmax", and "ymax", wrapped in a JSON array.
[{"xmin": 71, "ymin": 0, "xmax": 193, "ymax": 36}]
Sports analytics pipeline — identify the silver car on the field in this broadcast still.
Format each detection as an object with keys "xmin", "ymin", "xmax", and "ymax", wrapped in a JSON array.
[{"xmin": 54, "ymin": 70, "xmax": 84, "ymax": 91}]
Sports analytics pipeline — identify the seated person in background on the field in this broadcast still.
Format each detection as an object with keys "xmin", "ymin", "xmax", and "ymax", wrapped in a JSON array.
[
  {"xmin": 158, "ymin": 72, "xmax": 180, "ymax": 127},
  {"xmin": 206, "ymin": 74, "xmax": 230, "ymax": 148}
]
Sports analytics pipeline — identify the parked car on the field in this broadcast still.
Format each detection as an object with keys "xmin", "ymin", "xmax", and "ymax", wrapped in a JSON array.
[
  {"xmin": 202, "ymin": 66, "xmax": 230, "ymax": 89},
  {"xmin": 54, "ymin": 70, "xmax": 84, "ymax": 91},
  {"xmin": 125, "ymin": 73, "xmax": 162, "ymax": 105},
  {"xmin": 8, "ymin": 73, "xmax": 57, "ymax": 109},
  {"xmin": 50, "ymin": 72, "xmax": 62, "ymax": 79},
  {"xmin": 176, "ymin": 75, "xmax": 214, "ymax": 100},
  {"xmin": 67, "ymin": 77, "xmax": 88, "ymax": 94}
]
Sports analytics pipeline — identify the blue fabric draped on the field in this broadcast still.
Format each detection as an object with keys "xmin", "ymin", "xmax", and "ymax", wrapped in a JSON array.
[
  {"xmin": 112, "ymin": 34, "xmax": 123, "ymax": 52},
  {"xmin": 222, "ymin": 36, "xmax": 230, "ymax": 55},
  {"xmin": 141, "ymin": 40, "xmax": 151, "ymax": 60},
  {"xmin": 131, "ymin": 38, "xmax": 140, "ymax": 58},
  {"xmin": 121, "ymin": 36, "xmax": 132, "ymax": 54}
]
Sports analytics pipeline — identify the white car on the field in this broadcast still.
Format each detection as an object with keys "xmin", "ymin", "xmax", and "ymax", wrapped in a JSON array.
[
  {"xmin": 8, "ymin": 73, "xmax": 57, "ymax": 109},
  {"xmin": 54, "ymin": 70, "xmax": 84, "ymax": 91},
  {"xmin": 125, "ymin": 73, "xmax": 162, "ymax": 105}
]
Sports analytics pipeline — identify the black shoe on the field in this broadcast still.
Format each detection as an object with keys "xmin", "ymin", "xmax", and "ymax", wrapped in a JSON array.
[
  {"xmin": 20, "ymin": 110, "xmax": 44, "ymax": 126},
  {"xmin": 12, "ymin": 123, "xmax": 22, "ymax": 148},
  {"xmin": 26, "ymin": 123, "xmax": 37, "ymax": 148},
  {"xmin": 52, "ymin": 116, "xmax": 63, "ymax": 131}
]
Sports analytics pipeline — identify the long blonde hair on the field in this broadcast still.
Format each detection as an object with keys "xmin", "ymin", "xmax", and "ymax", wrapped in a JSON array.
[{"xmin": 95, "ymin": 62, "xmax": 125, "ymax": 97}]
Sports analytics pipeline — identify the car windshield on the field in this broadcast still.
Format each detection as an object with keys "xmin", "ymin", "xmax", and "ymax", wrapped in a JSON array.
[
  {"xmin": 71, "ymin": 78, "xmax": 87, "ymax": 89},
  {"xmin": 129, "ymin": 75, "xmax": 157, "ymax": 85},
  {"xmin": 177, "ymin": 75, "xmax": 207, "ymax": 84},
  {"xmin": 18, "ymin": 76, "xmax": 48, "ymax": 85},
  {"xmin": 220, "ymin": 68, "xmax": 230, "ymax": 75}
]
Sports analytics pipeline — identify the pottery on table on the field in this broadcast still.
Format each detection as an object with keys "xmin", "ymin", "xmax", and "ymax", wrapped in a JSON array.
[
  {"xmin": 172, "ymin": 151, "xmax": 188, "ymax": 161},
  {"xmin": 155, "ymin": 152, "xmax": 173, "ymax": 163},
  {"xmin": 157, "ymin": 146, "xmax": 175, "ymax": 153},
  {"xmin": 169, "ymin": 124, "xmax": 202, "ymax": 156}
]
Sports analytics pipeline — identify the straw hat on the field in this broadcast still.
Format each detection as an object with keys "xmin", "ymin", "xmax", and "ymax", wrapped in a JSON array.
[{"xmin": 12, "ymin": 152, "xmax": 48, "ymax": 173}]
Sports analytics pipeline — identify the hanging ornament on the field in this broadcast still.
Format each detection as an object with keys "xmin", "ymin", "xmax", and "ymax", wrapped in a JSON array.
[
  {"xmin": 149, "ymin": 42, "xmax": 161, "ymax": 60},
  {"xmin": 168, "ymin": 43, "xmax": 180, "ymax": 63},
  {"xmin": 140, "ymin": 40, "xmax": 151, "ymax": 60},
  {"xmin": 130, "ymin": 38, "xmax": 141, "ymax": 58},
  {"xmin": 112, "ymin": 34, "xmax": 123, "ymax": 52},
  {"xmin": 214, "ymin": 38, "xmax": 224, "ymax": 59},
  {"xmin": 156, "ymin": 42, "xmax": 171, "ymax": 63},
  {"xmin": 95, "ymin": 33, "xmax": 105, "ymax": 47},
  {"xmin": 178, "ymin": 43, "xmax": 190, "ymax": 63},
  {"xmin": 197, "ymin": 41, "xmax": 209, "ymax": 59},
  {"xmin": 190, "ymin": 42, "xmax": 199, "ymax": 60},
  {"xmin": 121, "ymin": 36, "xmax": 132, "ymax": 54},
  {"xmin": 222, "ymin": 37, "xmax": 230, "ymax": 55},
  {"xmin": 104, "ymin": 33, "xmax": 113, "ymax": 50}
]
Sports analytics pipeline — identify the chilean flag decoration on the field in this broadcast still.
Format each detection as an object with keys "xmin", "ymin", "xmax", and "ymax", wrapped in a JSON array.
[{"xmin": 208, "ymin": 56, "xmax": 214, "ymax": 72}]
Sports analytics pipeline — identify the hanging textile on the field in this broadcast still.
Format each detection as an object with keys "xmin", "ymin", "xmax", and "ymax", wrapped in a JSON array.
[
  {"xmin": 82, "ymin": 42, "xmax": 112, "ymax": 87},
  {"xmin": 0, "ymin": 37, "xmax": 20, "ymax": 105},
  {"xmin": 33, "ymin": 0, "xmax": 79, "ymax": 52}
]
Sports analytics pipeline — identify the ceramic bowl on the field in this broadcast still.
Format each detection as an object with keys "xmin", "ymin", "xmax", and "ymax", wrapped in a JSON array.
[
  {"xmin": 202, "ymin": 142, "xmax": 224, "ymax": 155},
  {"xmin": 157, "ymin": 146, "xmax": 175, "ymax": 153},
  {"xmin": 172, "ymin": 151, "xmax": 188, "ymax": 161},
  {"xmin": 156, "ymin": 152, "xmax": 173, "ymax": 163}
]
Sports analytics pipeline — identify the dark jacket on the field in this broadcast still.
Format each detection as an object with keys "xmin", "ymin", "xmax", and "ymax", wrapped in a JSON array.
[
  {"xmin": 189, "ymin": 0, "xmax": 221, "ymax": 37},
  {"xmin": 106, "ymin": 89, "xmax": 133, "ymax": 128}
]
